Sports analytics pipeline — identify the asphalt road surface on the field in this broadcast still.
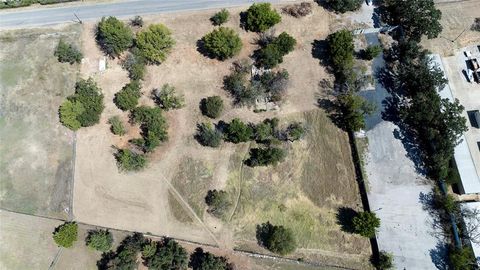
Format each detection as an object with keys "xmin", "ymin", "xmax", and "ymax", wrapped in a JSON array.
[{"xmin": 0, "ymin": 0, "xmax": 283, "ymax": 29}]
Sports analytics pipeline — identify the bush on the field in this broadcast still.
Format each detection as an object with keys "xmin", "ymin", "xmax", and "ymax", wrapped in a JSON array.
[
  {"xmin": 201, "ymin": 27, "xmax": 242, "ymax": 60},
  {"xmin": 255, "ymin": 32, "xmax": 296, "ymax": 68},
  {"xmin": 86, "ymin": 229, "xmax": 113, "ymax": 252},
  {"xmin": 253, "ymin": 118, "xmax": 278, "ymax": 142},
  {"xmin": 144, "ymin": 239, "xmax": 188, "ymax": 270},
  {"xmin": 152, "ymin": 84, "xmax": 185, "ymax": 110},
  {"xmin": 245, "ymin": 3, "xmax": 281, "ymax": 32},
  {"xmin": 131, "ymin": 106, "xmax": 168, "ymax": 151},
  {"xmin": 210, "ymin": 9, "xmax": 229, "ymax": 26},
  {"xmin": 142, "ymin": 241, "xmax": 157, "ymax": 259},
  {"xmin": 327, "ymin": 29, "xmax": 354, "ymax": 76},
  {"xmin": 256, "ymin": 222, "xmax": 296, "ymax": 255},
  {"xmin": 54, "ymin": 40, "xmax": 82, "ymax": 64},
  {"xmin": 115, "ymin": 149, "xmax": 147, "ymax": 171},
  {"xmin": 108, "ymin": 116, "xmax": 126, "ymax": 136},
  {"xmin": 122, "ymin": 49, "xmax": 146, "ymax": 81},
  {"xmin": 326, "ymin": 0, "xmax": 362, "ymax": 13},
  {"xmin": 256, "ymin": 69, "xmax": 289, "ymax": 101},
  {"xmin": 472, "ymin": 18, "xmax": 480, "ymax": 31},
  {"xmin": 246, "ymin": 147, "xmax": 286, "ymax": 167},
  {"xmin": 200, "ymin": 96, "xmax": 224, "ymax": 119},
  {"xmin": 286, "ymin": 122, "xmax": 305, "ymax": 141},
  {"xmin": 53, "ymin": 222, "xmax": 78, "ymax": 248},
  {"xmin": 225, "ymin": 118, "xmax": 253, "ymax": 143},
  {"xmin": 363, "ymin": 45, "xmax": 382, "ymax": 60},
  {"xmin": 130, "ymin": 15, "xmax": 143, "ymax": 27},
  {"xmin": 136, "ymin": 24, "xmax": 175, "ymax": 64},
  {"xmin": 114, "ymin": 80, "xmax": 142, "ymax": 111},
  {"xmin": 196, "ymin": 122, "xmax": 223, "ymax": 148},
  {"xmin": 96, "ymin": 16, "xmax": 133, "ymax": 57},
  {"xmin": 352, "ymin": 211, "xmax": 380, "ymax": 238},
  {"xmin": 189, "ymin": 248, "xmax": 233, "ymax": 270},
  {"xmin": 59, "ymin": 100, "xmax": 85, "ymax": 131},
  {"xmin": 205, "ymin": 190, "xmax": 231, "ymax": 218},
  {"xmin": 372, "ymin": 251, "xmax": 394, "ymax": 270},
  {"xmin": 281, "ymin": 2, "xmax": 312, "ymax": 17}
]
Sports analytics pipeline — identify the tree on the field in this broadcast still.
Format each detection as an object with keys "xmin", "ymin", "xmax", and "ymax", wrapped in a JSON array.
[
  {"xmin": 244, "ymin": 3, "xmax": 281, "ymax": 32},
  {"xmin": 449, "ymin": 246, "xmax": 476, "ymax": 270},
  {"xmin": 382, "ymin": 0, "xmax": 442, "ymax": 41},
  {"xmin": 96, "ymin": 16, "xmax": 133, "ymax": 57},
  {"xmin": 115, "ymin": 149, "xmax": 147, "ymax": 171},
  {"xmin": 256, "ymin": 69, "xmax": 289, "ymax": 101},
  {"xmin": 472, "ymin": 18, "xmax": 480, "ymax": 32},
  {"xmin": 337, "ymin": 92, "xmax": 374, "ymax": 132},
  {"xmin": 372, "ymin": 251, "xmax": 394, "ymax": 270},
  {"xmin": 246, "ymin": 147, "xmax": 286, "ymax": 167},
  {"xmin": 326, "ymin": 0, "xmax": 362, "ymax": 13},
  {"xmin": 363, "ymin": 45, "xmax": 382, "ymax": 60},
  {"xmin": 142, "ymin": 241, "xmax": 157, "ymax": 259},
  {"xmin": 131, "ymin": 106, "xmax": 169, "ymax": 144},
  {"xmin": 352, "ymin": 211, "xmax": 380, "ymax": 238},
  {"xmin": 130, "ymin": 15, "xmax": 144, "ymax": 27},
  {"xmin": 225, "ymin": 118, "xmax": 253, "ymax": 143},
  {"xmin": 210, "ymin": 9, "xmax": 230, "ymax": 26},
  {"xmin": 189, "ymin": 248, "xmax": 233, "ymax": 270},
  {"xmin": 86, "ymin": 229, "xmax": 113, "ymax": 252},
  {"xmin": 205, "ymin": 190, "xmax": 231, "ymax": 217},
  {"xmin": 327, "ymin": 29, "xmax": 354, "ymax": 76},
  {"xmin": 152, "ymin": 84, "xmax": 185, "ymax": 110},
  {"xmin": 114, "ymin": 80, "xmax": 142, "ymax": 111},
  {"xmin": 255, "ymin": 32, "xmax": 296, "ymax": 68},
  {"xmin": 136, "ymin": 24, "xmax": 175, "ymax": 64},
  {"xmin": 53, "ymin": 222, "xmax": 78, "ymax": 248},
  {"xmin": 195, "ymin": 122, "xmax": 223, "ymax": 148},
  {"xmin": 286, "ymin": 122, "xmax": 305, "ymax": 141},
  {"xmin": 201, "ymin": 27, "xmax": 242, "ymax": 60},
  {"xmin": 144, "ymin": 239, "xmax": 188, "ymax": 270},
  {"xmin": 256, "ymin": 222, "xmax": 296, "ymax": 255},
  {"xmin": 108, "ymin": 116, "xmax": 126, "ymax": 136},
  {"xmin": 98, "ymin": 233, "xmax": 146, "ymax": 270},
  {"xmin": 59, "ymin": 100, "xmax": 85, "ymax": 131},
  {"xmin": 122, "ymin": 49, "xmax": 146, "ymax": 81},
  {"xmin": 201, "ymin": 96, "xmax": 224, "ymax": 119},
  {"xmin": 54, "ymin": 40, "xmax": 82, "ymax": 64},
  {"xmin": 254, "ymin": 121, "xmax": 274, "ymax": 142}
]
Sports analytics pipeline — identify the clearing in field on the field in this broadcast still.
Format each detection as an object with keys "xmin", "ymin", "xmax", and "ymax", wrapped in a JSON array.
[{"xmin": 0, "ymin": 26, "xmax": 80, "ymax": 219}]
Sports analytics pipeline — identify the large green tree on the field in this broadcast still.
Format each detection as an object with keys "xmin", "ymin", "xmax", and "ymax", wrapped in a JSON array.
[
  {"xmin": 327, "ymin": 29, "xmax": 354, "ymax": 77},
  {"xmin": 336, "ymin": 92, "xmax": 374, "ymax": 132},
  {"xmin": 201, "ymin": 27, "xmax": 242, "ymax": 60},
  {"xmin": 114, "ymin": 80, "xmax": 142, "ymax": 111},
  {"xmin": 59, "ymin": 100, "xmax": 85, "ymax": 131},
  {"xmin": 136, "ymin": 24, "xmax": 175, "ymax": 64},
  {"xmin": 225, "ymin": 118, "xmax": 253, "ymax": 143},
  {"xmin": 86, "ymin": 229, "xmax": 113, "ymax": 252},
  {"xmin": 244, "ymin": 3, "xmax": 281, "ymax": 32},
  {"xmin": 195, "ymin": 122, "xmax": 223, "ymax": 148},
  {"xmin": 200, "ymin": 96, "xmax": 224, "ymax": 119},
  {"xmin": 96, "ymin": 16, "xmax": 134, "ymax": 57},
  {"xmin": 205, "ymin": 190, "xmax": 231, "ymax": 217},
  {"xmin": 256, "ymin": 222, "xmax": 296, "ymax": 255},
  {"xmin": 326, "ymin": 0, "xmax": 362, "ymax": 13},
  {"xmin": 54, "ymin": 40, "xmax": 83, "ymax": 64},
  {"xmin": 144, "ymin": 239, "xmax": 188, "ymax": 270},
  {"xmin": 352, "ymin": 211, "xmax": 380, "ymax": 238},
  {"xmin": 53, "ymin": 222, "xmax": 78, "ymax": 248},
  {"xmin": 189, "ymin": 248, "xmax": 232, "ymax": 270}
]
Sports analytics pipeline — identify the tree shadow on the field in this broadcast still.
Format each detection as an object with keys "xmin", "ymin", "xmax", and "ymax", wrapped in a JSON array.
[
  {"xmin": 256, "ymin": 222, "xmax": 273, "ymax": 247},
  {"xmin": 419, "ymin": 191, "xmax": 451, "ymax": 240},
  {"xmin": 317, "ymin": 97, "xmax": 348, "ymax": 132},
  {"xmin": 429, "ymin": 241, "xmax": 449, "ymax": 270},
  {"xmin": 196, "ymin": 39, "xmax": 214, "ymax": 60},
  {"xmin": 311, "ymin": 39, "xmax": 332, "ymax": 71},
  {"xmin": 336, "ymin": 207, "xmax": 359, "ymax": 234},
  {"xmin": 239, "ymin": 11, "xmax": 248, "ymax": 30}
]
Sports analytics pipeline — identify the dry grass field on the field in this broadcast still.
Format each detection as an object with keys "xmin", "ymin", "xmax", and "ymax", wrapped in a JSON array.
[
  {"xmin": 70, "ymin": 3, "xmax": 373, "ymax": 268},
  {"xmin": 0, "ymin": 25, "xmax": 80, "ymax": 219}
]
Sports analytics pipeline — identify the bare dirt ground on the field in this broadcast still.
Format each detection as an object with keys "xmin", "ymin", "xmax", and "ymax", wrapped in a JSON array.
[
  {"xmin": 422, "ymin": 0, "xmax": 480, "ymax": 56},
  {"xmin": 0, "ymin": 25, "xmax": 80, "ymax": 219},
  {"xmin": 72, "ymin": 2, "xmax": 371, "ymax": 268}
]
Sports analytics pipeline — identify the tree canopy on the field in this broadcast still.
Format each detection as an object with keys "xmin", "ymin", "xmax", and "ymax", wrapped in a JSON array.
[
  {"xmin": 114, "ymin": 80, "xmax": 142, "ymax": 111},
  {"xmin": 54, "ymin": 40, "xmax": 82, "ymax": 64},
  {"xmin": 205, "ymin": 190, "xmax": 231, "ymax": 218},
  {"xmin": 195, "ymin": 122, "xmax": 223, "ymax": 148},
  {"xmin": 326, "ymin": 0, "xmax": 362, "ymax": 13},
  {"xmin": 152, "ymin": 84, "xmax": 185, "ymax": 110},
  {"xmin": 352, "ymin": 211, "xmax": 380, "ymax": 238},
  {"xmin": 86, "ymin": 229, "xmax": 113, "ymax": 252},
  {"xmin": 200, "ymin": 96, "xmax": 224, "ymax": 119},
  {"xmin": 225, "ymin": 118, "xmax": 253, "ymax": 143},
  {"xmin": 327, "ymin": 29, "xmax": 354, "ymax": 76},
  {"xmin": 189, "ymin": 248, "xmax": 233, "ymax": 270},
  {"xmin": 244, "ymin": 3, "xmax": 281, "ymax": 32},
  {"xmin": 256, "ymin": 222, "xmax": 296, "ymax": 255},
  {"xmin": 210, "ymin": 9, "xmax": 230, "ymax": 26},
  {"xmin": 136, "ymin": 24, "xmax": 175, "ymax": 64},
  {"xmin": 115, "ymin": 149, "xmax": 147, "ymax": 171},
  {"xmin": 201, "ymin": 27, "xmax": 242, "ymax": 60},
  {"xmin": 246, "ymin": 147, "xmax": 286, "ymax": 167},
  {"xmin": 336, "ymin": 92, "xmax": 374, "ymax": 132},
  {"xmin": 53, "ymin": 222, "xmax": 78, "ymax": 248},
  {"xmin": 96, "ymin": 16, "xmax": 133, "ymax": 57},
  {"xmin": 144, "ymin": 239, "xmax": 188, "ymax": 270},
  {"xmin": 255, "ymin": 32, "xmax": 296, "ymax": 68}
]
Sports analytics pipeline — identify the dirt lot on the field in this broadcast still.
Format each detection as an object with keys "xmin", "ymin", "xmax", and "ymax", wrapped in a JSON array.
[
  {"xmin": 71, "ymin": 2, "xmax": 371, "ymax": 268},
  {"xmin": 0, "ymin": 25, "xmax": 80, "ymax": 219},
  {"xmin": 422, "ymin": 0, "xmax": 480, "ymax": 56}
]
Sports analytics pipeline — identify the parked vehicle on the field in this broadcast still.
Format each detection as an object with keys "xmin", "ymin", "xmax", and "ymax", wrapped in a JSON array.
[
  {"xmin": 466, "ymin": 69, "xmax": 474, "ymax": 83},
  {"xmin": 469, "ymin": 58, "xmax": 480, "ymax": 71}
]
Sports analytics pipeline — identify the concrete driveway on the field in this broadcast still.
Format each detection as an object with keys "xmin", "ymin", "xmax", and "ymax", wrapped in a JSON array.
[{"xmin": 360, "ymin": 33, "xmax": 447, "ymax": 269}]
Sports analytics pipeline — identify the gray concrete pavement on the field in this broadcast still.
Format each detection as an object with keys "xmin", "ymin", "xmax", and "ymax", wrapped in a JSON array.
[
  {"xmin": 0, "ymin": 0, "xmax": 284, "ymax": 29},
  {"xmin": 360, "ymin": 34, "xmax": 447, "ymax": 269}
]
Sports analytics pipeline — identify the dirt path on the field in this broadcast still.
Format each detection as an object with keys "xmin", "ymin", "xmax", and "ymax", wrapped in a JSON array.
[{"xmin": 228, "ymin": 142, "xmax": 251, "ymax": 222}]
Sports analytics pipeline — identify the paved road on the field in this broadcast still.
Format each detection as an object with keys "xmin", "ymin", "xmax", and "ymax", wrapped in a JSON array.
[{"xmin": 0, "ymin": 0, "xmax": 283, "ymax": 29}]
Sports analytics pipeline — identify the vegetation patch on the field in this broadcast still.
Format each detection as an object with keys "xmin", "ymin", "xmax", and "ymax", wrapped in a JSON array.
[{"xmin": 200, "ymin": 27, "xmax": 242, "ymax": 60}]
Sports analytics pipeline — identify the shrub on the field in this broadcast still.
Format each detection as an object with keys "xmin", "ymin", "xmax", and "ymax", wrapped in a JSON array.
[
  {"xmin": 115, "ymin": 148, "xmax": 147, "ymax": 171},
  {"xmin": 114, "ymin": 80, "xmax": 142, "ymax": 111},
  {"xmin": 245, "ymin": 3, "xmax": 281, "ymax": 32},
  {"xmin": 108, "ymin": 116, "xmax": 126, "ymax": 136},
  {"xmin": 152, "ymin": 84, "xmax": 185, "ymax": 110},
  {"xmin": 196, "ymin": 122, "xmax": 223, "ymax": 148},
  {"xmin": 253, "ymin": 118, "xmax": 278, "ymax": 142},
  {"xmin": 201, "ymin": 27, "xmax": 242, "ymax": 60},
  {"xmin": 246, "ymin": 147, "xmax": 286, "ymax": 167},
  {"xmin": 96, "ymin": 16, "xmax": 134, "ymax": 57},
  {"xmin": 189, "ymin": 248, "xmax": 233, "ymax": 270},
  {"xmin": 225, "ymin": 118, "xmax": 253, "ymax": 143},
  {"xmin": 256, "ymin": 222, "xmax": 296, "ymax": 255},
  {"xmin": 130, "ymin": 15, "xmax": 143, "ymax": 27},
  {"xmin": 255, "ymin": 32, "xmax": 296, "ymax": 68},
  {"xmin": 136, "ymin": 24, "xmax": 175, "ymax": 64},
  {"xmin": 131, "ymin": 106, "xmax": 169, "ymax": 149},
  {"xmin": 54, "ymin": 40, "xmax": 82, "ymax": 64},
  {"xmin": 86, "ymin": 229, "xmax": 113, "ymax": 252},
  {"xmin": 210, "ymin": 9, "xmax": 230, "ymax": 26},
  {"xmin": 286, "ymin": 122, "xmax": 305, "ymax": 141},
  {"xmin": 53, "ymin": 222, "xmax": 78, "ymax": 248},
  {"xmin": 472, "ymin": 18, "xmax": 480, "ymax": 31},
  {"xmin": 205, "ymin": 190, "xmax": 231, "ymax": 217},
  {"xmin": 59, "ymin": 100, "xmax": 85, "ymax": 131},
  {"xmin": 281, "ymin": 2, "xmax": 312, "ymax": 17},
  {"xmin": 122, "ymin": 49, "xmax": 146, "ymax": 81},
  {"xmin": 352, "ymin": 211, "xmax": 380, "ymax": 238},
  {"xmin": 327, "ymin": 29, "xmax": 354, "ymax": 76},
  {"xmin": 67, "ymin": 78, "xmax": 104, "ymax": 127},
  {"xmin": 255, "ymin": 69, "xmax": 289, "ymax": 101},
  {"xmin": 363, "ymin": 45, "xmax": 382, "ymax": 60},
  {"xmin": 142, "ymin": 241, "xmax": 157, "ymax": 259},
  {"xmin": 372, "ymin": 251, "xmax": 394, "ymax": 270},
  {"xmin": 200, "ymin": 96, "xmax": 224, "ymax": 119},
  {"xmin": 144, "ymin": 239, "xmax": 188, "ymax": 270},
  {"xmin": 223, "ymin": 63, "xmax": 260, "ymax": 106},
  {"xmin": 326, "ymin": 0, "xmax": 362, "ymax": 13}
]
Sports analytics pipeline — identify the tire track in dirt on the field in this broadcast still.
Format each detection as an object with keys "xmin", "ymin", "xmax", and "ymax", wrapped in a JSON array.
[{"xmin": 228, "ymin": 142, "xmax": 252, "ymax": 222}]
